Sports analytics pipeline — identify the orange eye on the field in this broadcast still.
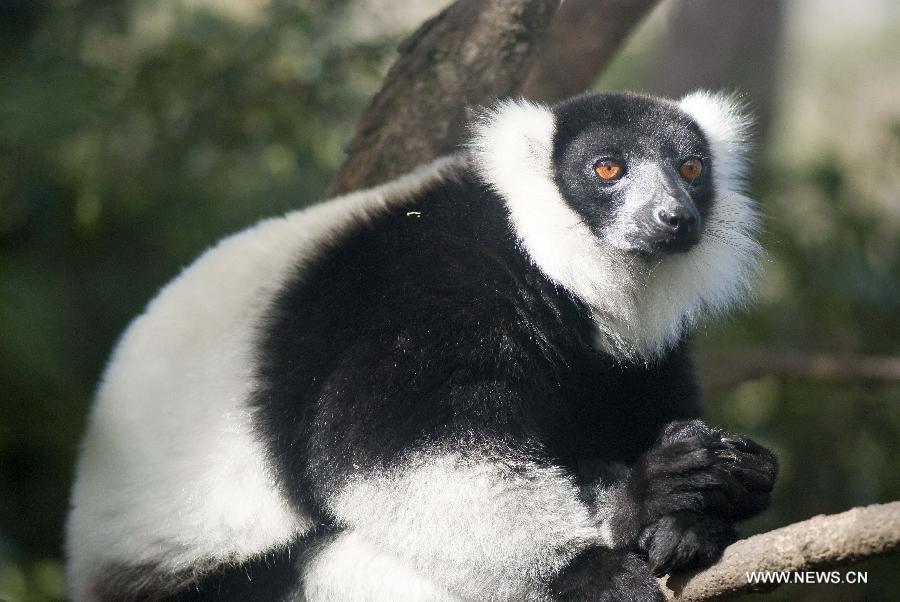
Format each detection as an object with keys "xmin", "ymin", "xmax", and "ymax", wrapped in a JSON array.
[
  {"xmin": 594, "ymin": 160, "xmax": 623, "ymax": 181},
  {"xmin": 680, "ymin": 158, "xmax": 703, "ymax": 182}
]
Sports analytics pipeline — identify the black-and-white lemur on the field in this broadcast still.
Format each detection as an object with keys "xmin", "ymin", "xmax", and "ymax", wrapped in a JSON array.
[{"xmin": 67, "ymin": 91, "xmax": 777, "ymax": 601}]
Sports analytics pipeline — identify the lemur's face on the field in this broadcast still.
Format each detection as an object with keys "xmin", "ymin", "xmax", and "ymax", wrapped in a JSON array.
[{"xmin": 552, "ymin": 95, "xmax": 713, "ymax": 256}]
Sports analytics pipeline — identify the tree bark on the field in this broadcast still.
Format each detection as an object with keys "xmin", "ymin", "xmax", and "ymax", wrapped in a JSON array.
[
  {"xmin": 331, "ymin": 0, "xmax": 559, "ymax": 195},
  {"xmin": 659, "ymin": 501, "xmax": 900, "ymax": 601},
  {"xmin": 519, "ymin": 0, "xmax": 660, "ymax": 103},
  {"xmin": 331, "ymin": 0, "xmax": 659, "ymax": 195},
  {"xmin": 645, "ymin": 0, "xmax": 786, "ymax": 149}
]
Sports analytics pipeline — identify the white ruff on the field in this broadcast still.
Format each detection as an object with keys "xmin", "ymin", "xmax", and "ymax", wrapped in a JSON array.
[{"xmin": 469, "ymin": 93, "xmax": 761, "ymax": 361}]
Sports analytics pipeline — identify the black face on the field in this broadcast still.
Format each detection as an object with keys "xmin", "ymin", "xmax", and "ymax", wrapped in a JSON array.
[{"xmin": 551, "ymin": 93, "xmax": 715, "ymax": 255}]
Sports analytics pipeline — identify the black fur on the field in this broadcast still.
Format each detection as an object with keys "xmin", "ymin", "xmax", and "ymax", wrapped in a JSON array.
[
  {"xmin": 251, "ymin": 171, "xmax": 703, "ymax": 515},
  {"xmin": 96, "ymin": 533, "xmax": 331, "ymax": 602},
  {"xmin": 169, "ymin": 542, "xmax": 302, "ymax": 602},
  {"xmin": 549, "ymin": 548, "xmax": 665, "ymax": 602}
]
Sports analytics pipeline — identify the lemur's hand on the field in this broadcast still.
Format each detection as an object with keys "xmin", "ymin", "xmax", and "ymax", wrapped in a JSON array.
[{"xmin": 626, "ymin": 419, "xmax": 778, "ymax": 576}]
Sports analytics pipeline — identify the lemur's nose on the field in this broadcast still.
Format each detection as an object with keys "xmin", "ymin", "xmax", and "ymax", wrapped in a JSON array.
[
  {"xmin": 656, "ymin": 207, "xmax": 696, "ymax": 232},
  {"xmin": 653, "ymin": 203, "xmax": 701, "ymax": 251}
]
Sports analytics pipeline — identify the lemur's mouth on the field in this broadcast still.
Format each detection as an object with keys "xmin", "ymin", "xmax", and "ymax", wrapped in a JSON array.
[
  {"xmin": 651, "ymin": 234, "xmax": 700, "ymax": 254},
  {"xmin": 623, "ymin": 237, "xmax": 699, "ymax": 257}
]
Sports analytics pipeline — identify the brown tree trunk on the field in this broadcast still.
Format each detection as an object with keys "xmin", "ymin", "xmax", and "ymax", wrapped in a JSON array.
[
  {"xmin": 331, "ymin": 0, "xmax": 559, "ymax": 195},
  {"xmin": 330, "ymin": 0, "xmax": 659, "ymax": 195},
  {"xmin": 646, "ymin": 0, "xmax": 786, "ymax": 144},
  {"xmin": 519, "ymin": 0, "xmax": 660, "ymax": 103}
]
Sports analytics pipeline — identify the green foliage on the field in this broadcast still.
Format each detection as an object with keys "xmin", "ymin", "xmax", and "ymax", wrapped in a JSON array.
[{"xmin": 0, "ymin": 1, "xmax": 396, "ymax": 599}]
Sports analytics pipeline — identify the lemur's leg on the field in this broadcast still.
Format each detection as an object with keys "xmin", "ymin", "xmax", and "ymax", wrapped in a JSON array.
[
  {"xmin": 302, "ymin": 446, "xmax": 665, "ymax": 601},
  {"xmin": 160, "ymin": 529, "xmax": 453, "ymax": 602},
  {"xmin": 587, "ymin": 420, "xmax": 778, "ymax": 576},
  {"xmin": 302, "ymin": 530, "xmax": 459, "ymax": 601}
]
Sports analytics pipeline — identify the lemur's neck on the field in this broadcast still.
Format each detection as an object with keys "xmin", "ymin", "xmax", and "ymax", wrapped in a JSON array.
[{"xmin": 468, "ymin": 97, "xmax": 762, "ymax": 362}]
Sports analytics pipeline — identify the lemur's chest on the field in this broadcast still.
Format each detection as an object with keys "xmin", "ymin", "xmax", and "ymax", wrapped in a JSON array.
[{"xmin": 545, "ymin": 346, "xmax": 702, "ymax": 468}]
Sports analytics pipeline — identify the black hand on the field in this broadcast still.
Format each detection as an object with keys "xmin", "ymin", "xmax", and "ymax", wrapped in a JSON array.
[{"xmin": 625, "ymin": 420, "xmax": 778, "ymax": 575}]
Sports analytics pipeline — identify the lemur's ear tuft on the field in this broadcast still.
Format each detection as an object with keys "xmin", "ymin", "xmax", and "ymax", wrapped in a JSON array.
[
  {"xmin": 678, "ymin": 91, "xmax": 753, "ymax": 192},
  {"xmin": 467, "ymin": 98, "xmax": 556, "ymax": 194}
]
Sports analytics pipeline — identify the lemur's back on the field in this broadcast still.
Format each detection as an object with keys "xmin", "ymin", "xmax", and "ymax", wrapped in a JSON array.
[{"xmin": 65, "ymin": 158, "xmax": 465, "ymax": 601}]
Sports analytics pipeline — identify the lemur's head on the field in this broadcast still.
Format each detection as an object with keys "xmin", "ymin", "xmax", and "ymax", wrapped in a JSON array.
[
  {"xmin": 551, "ymin": 94, "xmax": 713, "ymax": 255},
  {"xmin": 471, "ymin": 91, "xmax": 761, "ymax": 361}
]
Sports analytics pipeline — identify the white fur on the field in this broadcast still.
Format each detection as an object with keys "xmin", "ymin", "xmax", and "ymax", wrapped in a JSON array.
[
  {"xmin": 319, "ymin": 448, "xmax": 602, "ymax": 601},
  {"xmin": 470, "ymin": 93, "xmax": 761, "ymax": 361},
  {"xmin": 582, "ymin": 463, "xmax": 632, "ymax": 547},
  {"xmin": 302, "ymin": 532, "xmax": 459, "ymax": 601},
  {"xmin": 66, "ymin": 157, "xmax": 465, "ymax": 601}
]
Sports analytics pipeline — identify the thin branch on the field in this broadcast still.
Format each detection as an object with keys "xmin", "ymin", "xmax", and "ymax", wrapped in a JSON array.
[
  {"xmin": 699, "ymin": 349, "xmax": 900, "ymax": 392},
  {"xmin": 519, "ymin": 0, "xmax": 660, "ymax": 103},
  {"xmin": 331, "ymin": 0, "xmax": 560, "ymax": 195},
  {"xmin": 659, "ymin": 501, "xmax": 900, "ymax": 601}
]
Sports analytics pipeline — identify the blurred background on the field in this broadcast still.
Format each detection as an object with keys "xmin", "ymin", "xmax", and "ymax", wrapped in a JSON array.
[{"xmin": 0, "ymin": 0, "xmax": 898, "ymax": 599}]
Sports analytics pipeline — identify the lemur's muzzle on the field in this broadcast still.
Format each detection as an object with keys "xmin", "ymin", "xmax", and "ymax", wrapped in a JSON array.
[{"xmin": 649, "ymin": 195, "xmax": 701, "ymax": 253}]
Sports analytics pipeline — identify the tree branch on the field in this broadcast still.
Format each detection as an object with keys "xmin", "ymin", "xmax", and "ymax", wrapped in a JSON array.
[
  {"xmin": 331, "ymin": 0, "xmax": 559, "ymax": 195},
  {"xmin": 518, "ymin": 0, "xmax": 660, "ymax": 103},
  {"xmin": 699, "ymin": 349, "xmax": 900, "ymax": 392},
  {"xmin": 659, "ymin": 501, "xmax": 900, "ymax": 601}
]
